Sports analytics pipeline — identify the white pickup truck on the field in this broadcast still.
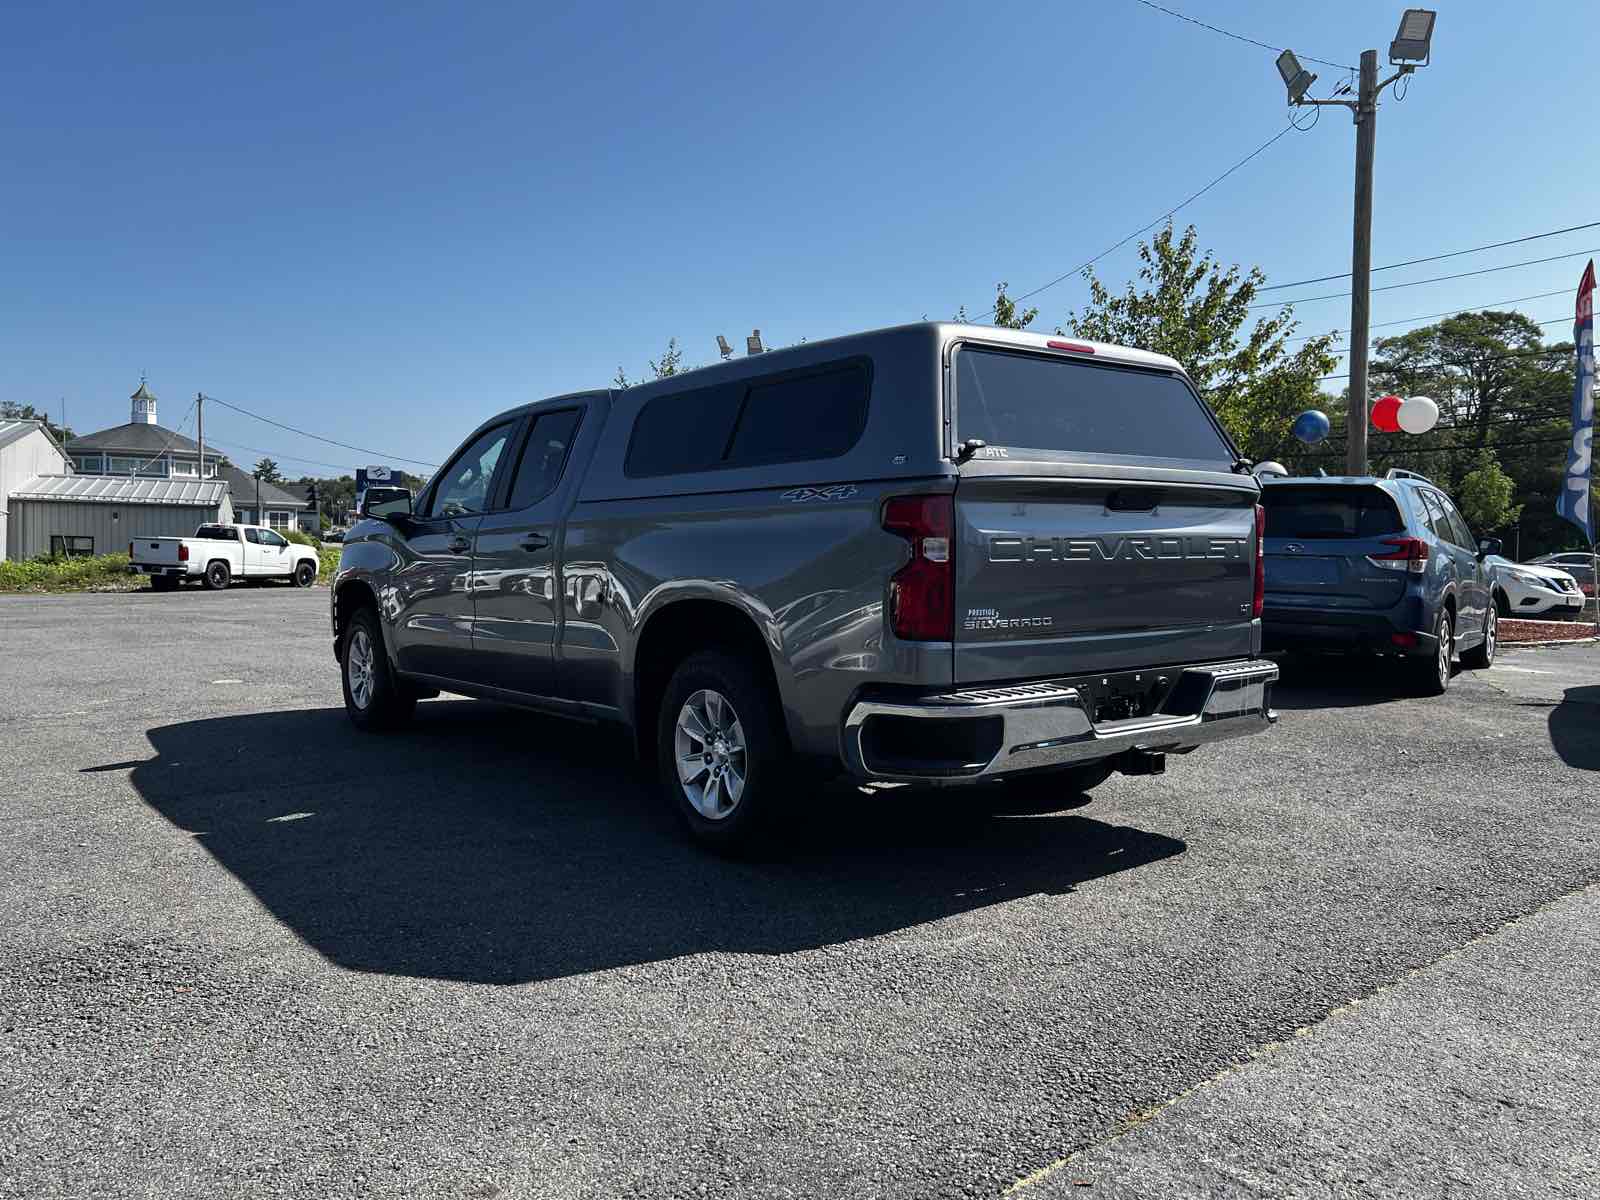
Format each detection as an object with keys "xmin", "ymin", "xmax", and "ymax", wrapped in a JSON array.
[{"xmin": 129, "ymin": 523, "xmax": 320, "ymax": 592}]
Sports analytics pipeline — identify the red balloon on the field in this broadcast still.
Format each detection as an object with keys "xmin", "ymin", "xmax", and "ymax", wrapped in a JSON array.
[{"xmin": 1371, "ymin": 394, "xmax": 1403, "ymax": 433}]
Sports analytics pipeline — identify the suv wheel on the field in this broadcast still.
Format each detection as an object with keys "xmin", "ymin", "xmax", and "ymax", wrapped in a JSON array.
[
  {"xmin": 658, "ymin": 651, "xmax": 787, "ymax": 852},
  {"xmin": 341, "ymin": 608, "xmax": 416, "ymax": 731},
  {"xmin": 1411, "ymin": 608, "xmax": 1453, "ymax": 696},
  {"xmin": 1461, "ymin": 603, "xmax": 1496, "ymax": 670}
]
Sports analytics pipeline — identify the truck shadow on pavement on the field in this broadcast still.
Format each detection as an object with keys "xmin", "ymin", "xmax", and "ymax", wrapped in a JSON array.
[
  {"xmin": 1267, "ymin": 654, "xmax": 1425, "ymax": 710},
  {"xmin": 117, "ymin": 702, "xmax": 1185, "ymax": 985},
  {"xmin": 1550, "ymin": 686, "xmax": 1600, "ymax": 771}
]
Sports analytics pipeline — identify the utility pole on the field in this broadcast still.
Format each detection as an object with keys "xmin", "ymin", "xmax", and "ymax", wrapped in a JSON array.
[
  {"xmin": 1346, "ymin": 49, "xmax": 1378, "ymax": 478},
  {"xmin": 1275, "ymin": 10, "xmax": 1435, "ymax": 477},
  {"xmin": 196, "ymin": 392, "xmax": 206, "ymax": 484}
]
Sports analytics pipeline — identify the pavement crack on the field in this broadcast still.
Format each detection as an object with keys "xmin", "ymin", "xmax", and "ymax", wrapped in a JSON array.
[{"xmin": 1004, "ymin": 876, "xmax": 1600, "ymax": 1196}]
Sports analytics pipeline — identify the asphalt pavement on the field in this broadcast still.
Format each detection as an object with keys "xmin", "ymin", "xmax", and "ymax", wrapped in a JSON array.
[{"xmin": 2, "ymin": 587, "xmax": 1596, "ymax": 1199}]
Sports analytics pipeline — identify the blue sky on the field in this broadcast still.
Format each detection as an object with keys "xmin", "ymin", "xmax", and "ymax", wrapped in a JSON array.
[{"xmin": 4, "ymin": 1, "xmax": 1594, "ymax": 474}]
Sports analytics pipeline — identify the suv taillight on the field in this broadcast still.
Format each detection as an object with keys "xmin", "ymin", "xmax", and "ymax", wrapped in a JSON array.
[
  {"xmin": 1369, "ymin": 535, "xmax": 1428, "ymax": 574},
  {"xmin": 179, "ymin": 543, "xmax": 189, "ymax": 562},
  {"xmin": 1252, "ymin": 503, "xmax": 1265, "ymax": 618},
  {"xmin": 883, "ymin": 494, "xmax": 953, "ymax": 641}
]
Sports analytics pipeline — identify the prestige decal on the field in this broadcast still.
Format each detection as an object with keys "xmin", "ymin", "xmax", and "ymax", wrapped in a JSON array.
[
  {"xmin": 964, "ymin": 606, "xmax": 1053, "ymax": 631},
  {"xmin": 988, "ymin": 534, "xmax": 1248, "ymax": 563}
]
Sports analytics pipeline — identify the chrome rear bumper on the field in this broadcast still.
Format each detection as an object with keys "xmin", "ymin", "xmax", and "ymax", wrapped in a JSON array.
[{"xmin": 841, "ymin": 659, "xmax": 1278, "ymax": 783}]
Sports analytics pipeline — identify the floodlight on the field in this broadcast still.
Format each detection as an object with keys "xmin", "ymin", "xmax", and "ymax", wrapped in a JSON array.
[
  {"xmin": 1275, "ymin": 49, "xmax": 1317, "ymax": 104},
  {"xmin": 716, "ymin": 335, "xmax": 733, "ymax": 360},
  {"xmin": 746, "ymin": 329, "xmax": 764, "ymax": 355},
  {"xmin": 1389, "ymin": 8, "xmax": 1435, "ymax": 64}
]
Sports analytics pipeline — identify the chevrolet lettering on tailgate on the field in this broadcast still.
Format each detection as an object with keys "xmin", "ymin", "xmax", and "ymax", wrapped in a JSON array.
[{"xmin": 988, "ymin": 534, "xmax": 1249, "ymax": 564}]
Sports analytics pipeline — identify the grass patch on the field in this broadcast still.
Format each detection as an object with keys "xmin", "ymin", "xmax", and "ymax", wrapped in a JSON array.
[
  {"xmin": 0, "ymin": 553, "xmax": 141, "ymax": 594},
  {"xmin": 317, "ymin": 544, "xmax": 342, "ymax": 584}
]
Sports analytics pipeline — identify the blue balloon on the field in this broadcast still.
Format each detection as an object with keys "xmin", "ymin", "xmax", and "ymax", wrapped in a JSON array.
[{"xmin": 1292, "ymin": 409, "xmax": 1330, "ymax": 444}]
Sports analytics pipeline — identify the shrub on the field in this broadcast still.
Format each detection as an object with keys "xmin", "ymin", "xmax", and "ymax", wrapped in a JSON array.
[{"xmin": 0, "ymin": 553, "xmax": 136, "ymax": 593}]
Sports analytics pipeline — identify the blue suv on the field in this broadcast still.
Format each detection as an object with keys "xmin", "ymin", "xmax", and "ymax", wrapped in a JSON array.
[{"xmin": 1259, "ymin": 470, "xmax": 1498, "ymax": 694}]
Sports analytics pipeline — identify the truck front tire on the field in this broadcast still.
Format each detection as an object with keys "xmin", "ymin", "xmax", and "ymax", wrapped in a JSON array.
[
  {"xmin": 341, "ymin": 607, "xmax": 416, "ymax": 731},
  {"xmin": 294, "ymin": 561, "xmax": 317, "ymax": 588},
  {"xmin": 657, "ymin": 650, "xmax": 789, "ymax": 853}
]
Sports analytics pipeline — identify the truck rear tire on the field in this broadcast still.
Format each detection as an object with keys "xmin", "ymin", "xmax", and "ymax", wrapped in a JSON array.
[
  {"xmin": 150, "ymin": 575, "xmax": 178, "ymax": 593},
  {"xmin": 341, "ymin": 607, "xmax": 416, "ymax": 731},
  {"xmin": 657, "ymin": 650, "xmax": 789, "ymax": 854},
  {"xmin": 204, "ymin": 560, "xmax": 231, "ymax": 591}
]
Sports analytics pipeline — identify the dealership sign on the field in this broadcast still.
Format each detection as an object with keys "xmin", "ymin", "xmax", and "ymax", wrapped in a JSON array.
[{"xmin": 1557, "ymin": 261, "xmax": 1596, "ymax": 545}]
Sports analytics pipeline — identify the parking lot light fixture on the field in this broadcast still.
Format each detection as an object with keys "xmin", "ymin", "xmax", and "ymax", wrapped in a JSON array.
[
  {"xmin": 1389, "ymin": 9, "xmax": 1436, "ymax": 64},
  {"xmin": 1276, "ymin": 50, "xmax": 1317, "ymax": 105}
]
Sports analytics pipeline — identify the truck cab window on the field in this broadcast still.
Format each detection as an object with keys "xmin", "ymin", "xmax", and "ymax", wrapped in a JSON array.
[{"xmin": 426, "ymin": 424, "xmax": 513, "ymax": 518}]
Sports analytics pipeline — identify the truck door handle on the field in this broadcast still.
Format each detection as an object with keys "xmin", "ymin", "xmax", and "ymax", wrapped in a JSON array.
[
  {"xmin": 520, "ymin": 533, "xmax": 550, "ymax": 551},
  {"xmin": 447, "ymin": 536, "xmax": 471, "ymax": 554}
]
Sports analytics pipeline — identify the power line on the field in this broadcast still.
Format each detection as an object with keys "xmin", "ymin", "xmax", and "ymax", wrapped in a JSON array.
[
  {"xmin": 1257, "ymin": 221, "xmax": 1600, "ymax": 292},
  {"xmin": 1320, "ymin": 313, "xmax": 1573, "ymax": 357},
  {"xmin": 1318, "ymin": 343, "xmax": 1572, "ymax": 381},
  {"xmin": 124, "ymin": 400, "xmax": 198, "ymax": 476},
  {"xmin": 206, "ymin": 435, "xmax": 360, "ymax": 475},
  {"xmin": 1130, "ymin": 0, "xmax": 1353, "ymax": 70},
  {"xmin": 1285, "ymin": 289, "xmax": 1572, "ymax": 344},
  {"xmin": 202, "ymin": 394, "xmax": 438, "ymax": 468},
  {"xmin": 1251, "ymin": 246, "xmax": 1600, "ymax": 310},
  {"xmin": 973, "ymin": 120, "xmax": 1303, "ymax": 320}
]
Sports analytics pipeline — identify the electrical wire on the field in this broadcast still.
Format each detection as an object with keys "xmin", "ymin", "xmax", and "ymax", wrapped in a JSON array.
[
  {"xmin": 970, "ymin": 120, "xmax": 1303, "ymax": 320},
  {"xmin": 123, "ymin": 400, "xmax": 198, "ymax": 476},
  {"xmin": 1250, "ymin": 247, "xmax": 1600, "ymax": 310},
  {"xmin": 205, "ymin": 435, "xmax": 360, "ymax": 475},
  {"xmin": 1318, "ymin": 343, "xmax": 1573, "ymax": 382},
  {"xmin": 1255, "ymin": 222, "xmax": 1600, "ymax": 292},
  {"xmin": 1129, "ymin": 0, "xmax": 1353, "ymax": 69},
  {"xmin": 1319, "ymin": 314, "xmax": 1574, "ymax": 357},
  {"xmin": 202, "ymin": 394, "xmax": 437, "ymax": 468},
  {"xmin": 1284, "ymin": 289, "xmax": 1573, "ymax": 344}
]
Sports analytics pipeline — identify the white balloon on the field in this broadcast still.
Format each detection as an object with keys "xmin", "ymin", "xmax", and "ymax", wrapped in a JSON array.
[{"xmin": 1397, "ymin": 395, "xmax": 1439, "ymax": 435}]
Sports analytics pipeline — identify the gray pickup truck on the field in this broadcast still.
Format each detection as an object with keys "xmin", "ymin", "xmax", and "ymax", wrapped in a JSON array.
[{"xmin": 333, "ymin": 323, "xmax": 1277, "ymax": 848}]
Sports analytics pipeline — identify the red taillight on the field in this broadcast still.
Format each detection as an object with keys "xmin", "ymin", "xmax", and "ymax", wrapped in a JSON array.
[
  {"xmin": 1369, "ymin": 536, "xmax": 1428, "ymax": 574},
  {"xmin": 883, "ymin": 494, "xmax": 953, "ymax": 641},
  {"xmin": 1252, "ymin": 503, "xmax": 1266, "ymax": 618},
  {"xmin": 1046, "ymin": 339, "xmax": 1095, "ymax": 354},
  {"xmin": 178, "ymin": 543, "xmax": 189, "ymax": 562},
  {"xmin": 1391, "ymin": 632, "xmax": 1419, "ymax": 648}
]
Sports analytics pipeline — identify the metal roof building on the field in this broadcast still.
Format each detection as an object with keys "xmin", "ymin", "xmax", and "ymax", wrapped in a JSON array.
[
  {"xmin": 4, "ymin": 473, "xmax": 233, "ymax": 561},
  {"xmin": 0, "ymin": 420, "xmax": 72, "ymax": 561}
]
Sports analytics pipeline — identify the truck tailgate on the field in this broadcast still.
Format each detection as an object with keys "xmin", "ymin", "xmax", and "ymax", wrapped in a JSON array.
[
  {"xmin": 132, "ymin": 538, "xmax": 185, "ymax": 566},
  {"xmin": 953, "ymin": 471, "xmax": 1259, "ymax": 682}
]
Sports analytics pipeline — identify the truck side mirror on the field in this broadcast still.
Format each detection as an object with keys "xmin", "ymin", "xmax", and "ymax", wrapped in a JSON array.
[{"xmin": 361, "ymin": 487, "xmax": 413, "ymax": 520}]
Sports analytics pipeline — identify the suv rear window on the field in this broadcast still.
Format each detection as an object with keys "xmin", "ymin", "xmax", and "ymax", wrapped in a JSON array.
[
  {"xmin": 954, "ymin": 349, "xmax": 1234, "ymax": 464},
  {"xmin": 624, "ymin": 361, "xmax": 870, "ymax": 478},
  {"xmin": 1261, "ymin": 485, "xmax": 1404, "ymax": 539}
]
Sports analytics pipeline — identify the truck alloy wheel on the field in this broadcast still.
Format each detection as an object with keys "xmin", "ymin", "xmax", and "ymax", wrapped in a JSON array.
[
  {"xmin": 205, "ymin": 561, "xmax": 230, "ymax": 590},
  {"xmin": 294, "ymin": 561, "xmax": 316, "ymax": 588},
  {"xmin": 674, "ymin": 688, "xmax": 748, "ymax": 820}
]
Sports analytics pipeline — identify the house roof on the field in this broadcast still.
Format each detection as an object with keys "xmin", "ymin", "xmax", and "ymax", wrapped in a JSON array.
[
  {"xmin": 0, "ymin": 419, "xmax": 67, "ymax": 455},
  {"xmin": 216, "ymin": 462, "xmax": 307, "ymax": 510},
  {"xmin": 66, "ymin": 422, "xmax": 203, "ymax": 455},
  {"xmin": 11, "ymin": 474, "xmax": 229, "ymax": 506}
]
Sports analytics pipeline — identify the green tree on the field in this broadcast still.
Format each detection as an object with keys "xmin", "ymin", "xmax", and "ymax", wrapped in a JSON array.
[
  {"xmin": 957, "ymin": 282, "xmax": 1037, "ymax": 331},
  {"xmin": 1058, "ymin": 225, "xmax": 1337, "ymax": 462},
  {"xmin": 0, "ymin": 400, "xmax": 74, "ymax": 444},
  {"xmin": 252, "ymin": 457, "xmax": 283, "ymax": 483},
  {"xmin": 1456, "ymin": 449, "xmax": 1522, "ymax": 533},
  {"xmin": 614, "ymin": 337, "xmax": 690, "ymax": 389}
]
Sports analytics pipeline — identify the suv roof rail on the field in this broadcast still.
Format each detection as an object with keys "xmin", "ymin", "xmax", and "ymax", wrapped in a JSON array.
[{"xmin": 1384, "ymin": 467, "xmax": 1436, "ymax": 485}]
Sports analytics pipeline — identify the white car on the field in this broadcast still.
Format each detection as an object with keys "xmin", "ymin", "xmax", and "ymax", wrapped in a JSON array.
[
  {"xmin": 1485, "ymin": 556, "xmax": 1586, "ymax": 621},
  {"xmin": 129, "ymin": 523, "xmax": 320, "ymax": 591}
]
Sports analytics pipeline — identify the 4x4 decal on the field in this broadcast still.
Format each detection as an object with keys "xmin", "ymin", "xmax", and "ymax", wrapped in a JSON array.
[{"xmin": 780, "ymin": 485, "xmax": 859, "ymax": 503}]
